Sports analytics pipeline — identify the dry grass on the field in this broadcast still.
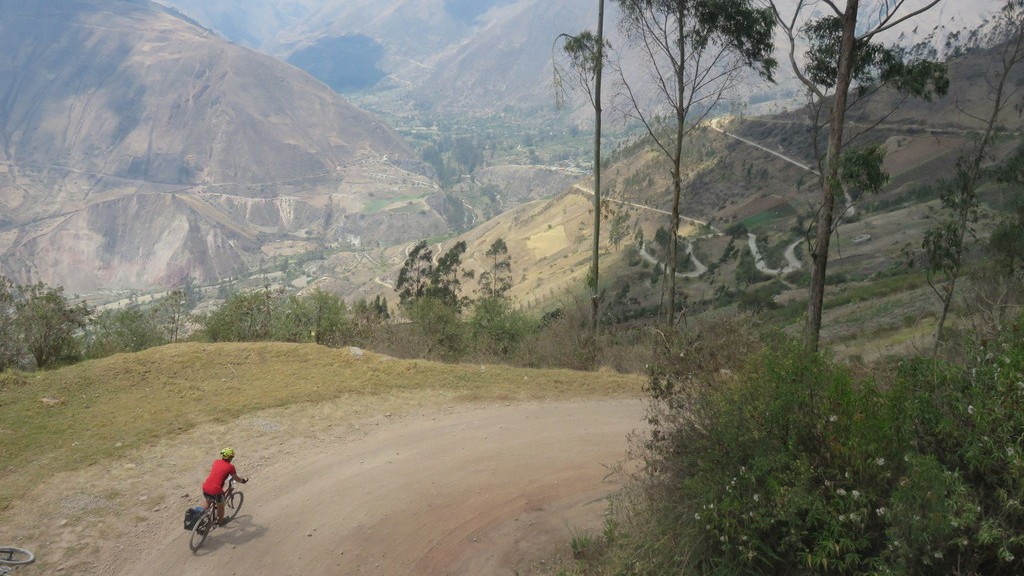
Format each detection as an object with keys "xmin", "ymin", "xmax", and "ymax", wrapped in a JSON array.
[{"xmin": 0, "ymin": 342, "xmax": 643, "ymax": 511}]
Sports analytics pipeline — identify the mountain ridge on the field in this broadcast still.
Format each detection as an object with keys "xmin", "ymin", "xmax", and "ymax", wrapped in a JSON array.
[{"xmin": 0, "ymin": 0, "xmax": 448, "ymax": 295}]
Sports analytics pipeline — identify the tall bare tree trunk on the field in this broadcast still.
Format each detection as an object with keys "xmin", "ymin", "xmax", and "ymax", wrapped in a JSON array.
[
  {"xmin": 616, "ymin": 0, "xmax": 775, "ymax": 328},
  {"xmin": 806, "ymin": 0, "xmax": 858, "ymax": 352},
  {"xmin": 666, "ymin": 5, "xmax": 686, "ymax": 327},
  {"xmin": 590, "ymin": 0, "xmax": 605, "ymax": 336}
]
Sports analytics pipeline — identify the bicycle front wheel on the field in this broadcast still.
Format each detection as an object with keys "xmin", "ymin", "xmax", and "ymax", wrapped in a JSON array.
[
  {"xmin": 0, "ymin": 546, "xmax": 34, "ymax": 565},
  {"xmin": 226, "ymin": 491, "xmax": 244, "ymax": 520},
  {"xmin": 189, "ymin": 512, "xmax": 213, "ymax": 552}
]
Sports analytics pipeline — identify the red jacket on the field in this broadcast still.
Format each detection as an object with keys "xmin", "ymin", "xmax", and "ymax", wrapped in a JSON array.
[{"xmin": 202, "ymin": 459, "xmax": 237, "ymax": 495}]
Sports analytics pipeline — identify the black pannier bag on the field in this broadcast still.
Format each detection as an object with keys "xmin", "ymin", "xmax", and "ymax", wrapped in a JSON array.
[{"xmin": 184, "ymin": 506, "xmax": 204, "ymax": 530}]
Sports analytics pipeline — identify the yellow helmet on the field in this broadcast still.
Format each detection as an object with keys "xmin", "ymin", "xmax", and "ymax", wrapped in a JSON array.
[{"xmin": 220, "ymin": 447, "xmax": 235, "ymax": 460}]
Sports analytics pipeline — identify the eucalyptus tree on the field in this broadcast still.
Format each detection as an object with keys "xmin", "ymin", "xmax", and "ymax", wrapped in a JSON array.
[
  {"xmin": 555, "ymin": 0, "xmax": 609, "ymax": 335},
  {"xmin": 768, "ymin": 0, "xmax": 948, "ymax": 350},
  {"xmin": 615, "ymin": 0, "xmax": 777, "ymax": 326},
  {"xmin": 923, "ymin": 0, "xmax": 1024, "ymax": 354},
  {"xmin": 396, "ymin": 240, "xmax": 469, "ymax": 312},
  {"xmin": 479, "ymin": 238, "xmax": 513, "ymax": 298}
]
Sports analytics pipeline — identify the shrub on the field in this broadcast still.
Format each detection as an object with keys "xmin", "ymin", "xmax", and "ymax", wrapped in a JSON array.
[
  {"xmin": 593, "ymin": 315, "xmax": 1024, "ymax": 575},
  {"xmin": 272, "ymin": 290, "xmax": 352, "ymax": 346},
  {"xmin": 13, "ymin": 282, "xmax": 91, "ymax": 369},
  {"xmin": 84, "ymin": 306, "xmax": 166, "ymax": 358},
  {"xmin": 467, "ymin": 296, "xmax": 536, "ymax": 359},
  {"xmin": 198, "ymin": 287, "xmax": 279, "ymax": 342},
  {"xmin": 405, "ymin": 296, "xmax": 466, "ymax": 362},
  {"xmin": 514, "ymin": 299, "xmax": 597, "ymax": 370}
]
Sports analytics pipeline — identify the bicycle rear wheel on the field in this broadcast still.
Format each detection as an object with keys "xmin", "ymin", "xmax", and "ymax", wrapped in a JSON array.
[
  {"xmin": 0, "ymin": 546, "xmax": 34, "ymax": 565},
  {"xmin": 189, "ymin": 512, "xmax": 214, "ymax": 551},
  {"xmin": 226, "ymin": 491, "xmax": 244, "ymax": 520}
]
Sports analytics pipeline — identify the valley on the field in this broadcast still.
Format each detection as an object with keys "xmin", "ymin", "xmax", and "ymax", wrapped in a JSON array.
[
  {"xmin": 2, "ymin": 1, "xmax": 1024, "ymax": 575},
  {"xmin": 2, "ymin": 0, "xmax": 1013, "ymax": 340}
]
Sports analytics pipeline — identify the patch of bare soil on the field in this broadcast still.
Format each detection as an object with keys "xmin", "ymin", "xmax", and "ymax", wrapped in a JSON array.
[
  {"xmin": 5, "ymin": 399, "xmax": 643, "ymax": 576},
  {"xmin": 715, "ymin": 193, "xmax": 789, "ymax": 223}
]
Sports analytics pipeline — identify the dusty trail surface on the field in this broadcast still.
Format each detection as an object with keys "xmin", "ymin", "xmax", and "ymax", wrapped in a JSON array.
[{"xmin": 110, "ymin": 399, "xmax": 643, "ymax": 575}]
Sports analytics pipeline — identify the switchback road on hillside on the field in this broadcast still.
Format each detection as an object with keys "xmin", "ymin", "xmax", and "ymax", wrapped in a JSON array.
[{"xmin": 573, "ymin": 183, "xmax": 801, "ymax": 279}]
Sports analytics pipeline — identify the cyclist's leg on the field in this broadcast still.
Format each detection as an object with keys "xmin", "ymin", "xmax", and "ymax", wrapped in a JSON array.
[
  {"xmin": 204, "ymin": 491, "xmax": 226, "ymax": 524},
  {"xmin": 202, "ymin": 491, "xmax": 223, "ymax": 520}
]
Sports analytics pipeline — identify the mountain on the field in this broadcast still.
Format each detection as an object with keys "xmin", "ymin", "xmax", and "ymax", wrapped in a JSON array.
[
  {"xmin": 155, "ymin": 0, "xmax": 1006, "ymax": 120},
  {"xmin": 0, "ymin": 0, "xmax": 446, "ymax": 296},
  {"xmin": 155, "ymin": 0, "xmax": 615, "ymax": 117},
  {"xmin": 306, "ymin": 34, "xmax": 1024, "ymax": 342}
]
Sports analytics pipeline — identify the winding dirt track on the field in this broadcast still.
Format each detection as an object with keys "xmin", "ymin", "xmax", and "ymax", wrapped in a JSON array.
[{"xmin": 113, "ymin": 399, "xmax": 643, "ymax": 575}]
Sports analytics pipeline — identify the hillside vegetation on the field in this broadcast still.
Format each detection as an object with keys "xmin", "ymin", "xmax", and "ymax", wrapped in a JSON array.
[
  {"xmin": 0, "ymin": 342, "xmax": 643, "ymax": 512},
  {"xmin": 560, "ymin": 313, "xmax": 1024, "ymax": 576}
]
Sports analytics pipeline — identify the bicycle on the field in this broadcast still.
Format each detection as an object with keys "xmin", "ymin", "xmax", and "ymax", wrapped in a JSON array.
[
  {"xmin": 0, "ymin": 546, "xmax": 34, "ymax": 566},
  {"xmin": 189, "ymin": 477, "xmax": 245, "ymax": 552}
]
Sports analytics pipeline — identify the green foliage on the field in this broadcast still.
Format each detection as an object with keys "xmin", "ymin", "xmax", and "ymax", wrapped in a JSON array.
[
  {"xmin": 803, "ymin": 16, "xmax": 948, "ymax": 100},
  {"xmin": 443, "ymin": 190, "xmax": 471, "ymax": 231},
  {"xmin": 991, "ymin": 148, "xmax": 1024, "ymax": 275},
  {"xmin": 591, "ymin": 316, "xmax": 1024, "ymax": 575},
  {"xmin": 1, "ymin": 278, "xmax": 197, "ymax": 367},
  {"xmin": 431, "ymin": 240, "xmax": 468, "ymax": 309},
  {"xmin": 515, "ymin": 301, "xmax": 598, "ymax": 371},
  {"xmin": 405, "ymin": 296, "xmax": 466, "ymax": 361},
  {"xmin": 608, "ymin": 211, "xmax": 631, "ymax": 251},
  {"xmin": 988, "ymin": 205, "xmax": 1024, "ymax": 275},
  {"xmin": 653, "ymin": 226, "xmax": 671, "ymax": 249},
  {"xmin": 562, "ymin": 30, "xmax": 606, "ymax": 77},
  {"xmin": 396, "ymin": 241, "xmax": 434, "ymax": 305},
  {"xmin": 880, "ymin": 327, "xmax": 1024, "ymax": 574},
  {"xmin": 199, "ymin": 287, "xmax": 355, "ymax": 347},
  {"xmin": 13, "ymin": 282, "xmax": 91, "ymax": 369},
  {"xmin": 554, "ymin": 28, "xmax": 610, "ymax": 109},
  {"xmin": 478, "ymin": 238, "xmax": 513, "ymax": 298},
  {"xmin": 353, "ymin": 295, "xmax": 390, "ymax": 325},
  {"xmin": 840, "ymin": 144, "xmax": 890, "ymax": 198},
  {"xmin": 922, "ymin": 219, "xmax": 968, "ymax": 279},
  {"xmin": 152, "ymin": 289, "xmax": 191, "ymax": 344},
  {"xmin": 734, "ymin": 248, "xmax": 771, "ymax": 287},
  {"xmin": 676, "ymin": 340, "xmax": 892, "ymax": 575},
  {"xmin": 0, "ymin": 277, "xmax": 17, "ymax": 371},
  {"xmin": 468, "ymin": 296, "xmax": 536, "ymax": 357},
  {"xmin": 724, "ymin": 222, "xmax": 748, "ymax": 239},
  {"xmin": 419, "ymin": 136, "xmax": 485, "ymax": 188},
  {"xmin": 272, "ymin": 290, "xmax": 352, "ymax": 346},
  {"xmin": 84, "ymin": 306, "xmax": 165, "ymax": 359},
  {"xmin": 200, "ymin": 287, "xmax": 280, "ymax": 342},
  {"xmin": 396, "ymin": 240, "xmax": 469, "ymax": 311},
  {"xmin": 736, "ymin": 281, "xmax": 783, "ymax": 313}
]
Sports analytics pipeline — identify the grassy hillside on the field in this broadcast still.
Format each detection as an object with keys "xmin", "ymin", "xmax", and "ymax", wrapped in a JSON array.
[{"xmin": 0, "ymin": 342, "xmax": 643, "ymax": 512}]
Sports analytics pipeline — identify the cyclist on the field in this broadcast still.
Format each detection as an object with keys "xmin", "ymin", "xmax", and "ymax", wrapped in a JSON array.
[{"xmin": 201, "ymin": 448, "xmax": 248, "ymax": 526}]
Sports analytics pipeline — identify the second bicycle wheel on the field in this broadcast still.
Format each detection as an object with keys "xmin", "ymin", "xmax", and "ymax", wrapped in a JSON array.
[
  {"xmin": 189, "ymin": 513, "xmax": 213, "ymax": 551},
  {"xmin": 0, "ymin": 546, "xmax": 35, "ymax": 565},
  {"xmin": 226, "ymin": 491, "xmax": 244, "ymax": 520}
]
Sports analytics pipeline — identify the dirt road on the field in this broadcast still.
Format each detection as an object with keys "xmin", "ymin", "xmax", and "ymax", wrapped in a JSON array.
[{"xmin": 91, "ymin": 399, "xmax": 643, "ymax": 575}]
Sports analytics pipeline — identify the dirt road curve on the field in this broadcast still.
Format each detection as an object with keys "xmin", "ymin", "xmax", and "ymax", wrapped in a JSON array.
[{"xmin": 109, "ymin": 399, "xmax": 644, "ymax": 575}]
